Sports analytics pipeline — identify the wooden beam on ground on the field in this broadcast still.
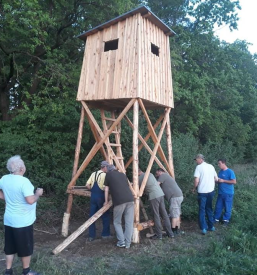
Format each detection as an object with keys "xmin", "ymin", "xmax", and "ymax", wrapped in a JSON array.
[
  {"xmin": 139, "ymin": 108, "xmax": 170, "ymax": 197},
  {"xmin": 125, "ymin": 114, "xmax": 164, "ymax": 169},
  {"xmin": 67, "ymin": 99, "xmax": 136, "ymax": 187},
  {"xmin": 165, "ymin": 108, "xmax": 175, "ymax": 178},
  {"xmin": 124, "ymin": 115, "xmax": 168, "ymax": 173},
  {"xmin": 137, "ymin": 220, "xmax": 154, "ymax": 231},
  {"xmin": 66, "ymin": 189, "xmax": 91, "ymax": 197},
  {"xmin": 52, "ymin": 201, "xmax": 113, "ymax": 255},
  {"xmin": 62, "ymin": 106, "xmax": 85, "ymax": 237},
  {"xmin": 138, "ymin": 99, "xmax": 172, "ymax": 175}
]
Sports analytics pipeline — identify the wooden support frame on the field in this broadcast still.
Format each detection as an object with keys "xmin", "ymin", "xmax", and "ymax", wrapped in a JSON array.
[{"xmin": 58, "ymin": 98, "xmax": 175, "ymax": 253}]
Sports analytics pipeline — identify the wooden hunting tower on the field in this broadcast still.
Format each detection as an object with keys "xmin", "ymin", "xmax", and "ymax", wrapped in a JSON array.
[{"xmin": 53, "ymin": 6, "xmax": 176, "ymax": 254}]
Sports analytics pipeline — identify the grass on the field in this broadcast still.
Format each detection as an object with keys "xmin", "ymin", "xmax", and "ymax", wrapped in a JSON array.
[{"xmin": 1, "ymin": 164, "xmax": 257, "ymax": 275}]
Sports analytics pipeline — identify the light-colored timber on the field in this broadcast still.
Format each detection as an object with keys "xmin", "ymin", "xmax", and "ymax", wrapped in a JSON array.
[{"xmin": 59, "ymin": 5, "xmax": 176, "ymax": 254}]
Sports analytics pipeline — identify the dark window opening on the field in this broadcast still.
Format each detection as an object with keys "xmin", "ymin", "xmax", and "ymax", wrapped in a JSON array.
[
  {"xmin": 151, "ymin": 43, "xmax": 159, "ymax": 56},
  {"xmin": 104, "ymin": 39, "xmax": 119, "ymax": 52}
]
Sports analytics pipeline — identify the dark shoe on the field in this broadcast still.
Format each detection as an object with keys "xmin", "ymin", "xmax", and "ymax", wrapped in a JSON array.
[
  {"xmin": 213, "ymin": 219, "xmax": 219, "ymax": 224},
  {"xmin": 150, "ymin": 234, "xmax": 162, "ymax": 240},
  {"xmin": 222, "ymin": 220, "xmax": 229, "ymax": 227},
  {"xmin": 175, "ymin": 230, "xmax": 185, "ymax": 235},
  {"xmin": 102, "ymin": 235, "xmax": 113, "ymax": 239},
  {"xmin": 4, "ymin": 268, "xmax": 13, "ymax": 275}
]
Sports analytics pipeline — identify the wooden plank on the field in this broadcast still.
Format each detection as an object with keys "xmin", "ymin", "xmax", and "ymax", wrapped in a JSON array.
[
  {"xmin": 67, "ymin": 189, "xmax": 91, "ymax": 197},
  {"xmin": 125, "ymin": 113, "xmax": 164, "ymax": 169},
  {"xmin": 165, "ymin": 108, "xmax": 175, "ymax": 178},
  {"xmin": 139, "ymin": 108, "xmax": 170, "ymax": 197},
  {"xmin": 67, "ymin": 99, "xmax": 136, "ymax": 188},
  {"xmin": 52, "ymin": 201, "xmax": 113, "ymax": 255}
]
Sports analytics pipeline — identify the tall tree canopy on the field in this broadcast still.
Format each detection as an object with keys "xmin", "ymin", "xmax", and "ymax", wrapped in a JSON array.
[{"xmin": 0, "ymin": 0, "xmax": 257, "ymax": 193}]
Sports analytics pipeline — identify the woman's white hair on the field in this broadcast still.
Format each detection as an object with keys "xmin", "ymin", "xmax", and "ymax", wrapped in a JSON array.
[{"xmin": 6, "ymin": 155, "xmax": 25, "ymax": 173}]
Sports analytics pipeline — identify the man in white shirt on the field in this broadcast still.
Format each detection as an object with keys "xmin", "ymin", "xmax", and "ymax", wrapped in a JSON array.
[{"xmin": 193, "ymin": 154, "xmax": 218, "ymax": 235}]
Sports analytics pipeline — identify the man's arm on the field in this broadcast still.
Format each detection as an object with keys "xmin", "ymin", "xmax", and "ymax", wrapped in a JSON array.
[
  {"xmin": 104, "ymin": 186, "xmax": 109, "ymax": 205},
  {"xmin": 218, "ymin": 178, "xmax": 236, "ymax": 184},
  {"xmin": 193, "ymin": 177, "xmax": 199, "ymax": 193},
  {"xmin": 25, "ymin": 188, "xmax": 43, "ymax": 205},
  {"xmin": 0, "ymin": 190, "xmax": 5, "ymax": 200}
]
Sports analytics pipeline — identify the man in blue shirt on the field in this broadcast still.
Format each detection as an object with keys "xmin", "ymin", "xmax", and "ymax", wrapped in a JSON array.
[{"xmin": 214, "ymin": 159, "xmax": 236, "ymax": 226}]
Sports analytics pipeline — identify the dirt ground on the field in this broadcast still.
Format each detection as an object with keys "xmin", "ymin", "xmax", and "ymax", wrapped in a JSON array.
[{"xmin": 0, "ymin": 214, "xmax": 222, "ymax": 274}]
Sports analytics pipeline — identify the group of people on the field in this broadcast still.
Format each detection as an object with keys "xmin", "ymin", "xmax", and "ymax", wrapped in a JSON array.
[
  {"xmin": 0, "ymin": 154, "xmax": 236, "ymax": 274},
  {"xmin": 193, "ymin": 154, "xmax": 236, "ymax": 235},
  {"xmin": 86, "ymin": 161, "xmax": 184, "ymax": 248}
]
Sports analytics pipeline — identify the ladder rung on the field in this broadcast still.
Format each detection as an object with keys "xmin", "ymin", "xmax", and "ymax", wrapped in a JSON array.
[
  {"xmin": 109, "ymin": 143, "xmax": 121, "ymax": 147},
  {"xmin": 104, "ymin": 117, "xmax": 116, "ymax": 122},
  {"xmin": 116, "ymin": 157, "xmax": 124, "ymax": 160},
  {"xmin": 112, "ymin": 131, "xmax": 119, "ymax": 134}
]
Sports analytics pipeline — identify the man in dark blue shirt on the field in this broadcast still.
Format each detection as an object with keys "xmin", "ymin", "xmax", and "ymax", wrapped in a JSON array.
[{"xmin": 214, "ymin": 159, "xmax": 236, "ymax": 226}]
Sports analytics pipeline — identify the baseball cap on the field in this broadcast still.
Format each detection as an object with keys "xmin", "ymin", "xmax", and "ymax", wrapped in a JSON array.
[
  {"xmin": 107, "ymin": 164, "xmax": 116, "ymax": 172},
  {"xmin": 101, "ymin": 160, "xmax": 109, "ymax": 167},
  {"xmin": 194, "ymin": 154, "xmax": 205, "ymax": 160}
]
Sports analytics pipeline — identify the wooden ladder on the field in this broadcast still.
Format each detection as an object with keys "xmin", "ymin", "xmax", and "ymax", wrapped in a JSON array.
[{"xmin": 101, "ymin": 110, "xmax": 125, "ymax": 171}]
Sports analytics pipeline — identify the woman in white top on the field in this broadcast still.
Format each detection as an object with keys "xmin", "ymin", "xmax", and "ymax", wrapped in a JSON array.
[{"xmin": 0, "ymin": 155, "xmax": 43, "ymax": 275}]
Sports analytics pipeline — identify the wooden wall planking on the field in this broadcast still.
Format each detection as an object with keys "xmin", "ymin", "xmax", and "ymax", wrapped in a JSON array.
[{"xmin": 76, "ymin": 13, "xmax": 174, "ymax": 108}]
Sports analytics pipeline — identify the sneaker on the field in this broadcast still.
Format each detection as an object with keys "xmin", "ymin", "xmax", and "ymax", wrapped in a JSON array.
[
  {"xmin": 168, "ymin": 233, "xmax": 175, "ymax": 238},
  {"xmin": 150, "ymin": 234, "xmax": 162, "ymax": 240},
  {"xmin": 88, "ymin": 237, "xmax": 95, "ymax": 242},
  {"xmin": 222, "ymin": 220, "xmax": 229, "ymax": 227},
  {"xmin": 125, "ymin": 245, "xmax": 130, "ymax": 249},
  {"xmin": 202, "ymin": 229, "xmax": 207, "ymax": 235},
  {"xmin": 117, "ymin": 242, "xmax": 126, "ymax": 248},
  {"xmin": 213, "ymin": 219, "xmax": 219, "ymax": 224},
  {"xmin": 208, "ymin": 227, "xmax": 215, "ymax": 232}
]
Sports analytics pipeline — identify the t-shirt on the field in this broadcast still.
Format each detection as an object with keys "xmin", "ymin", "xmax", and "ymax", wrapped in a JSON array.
[
  {"xmin": 158, "ymin": 173, "xmax": 183, "ymax": 200},
  {"xmin": 194, "ymin": 162, "xmax": 217, "ymax": 193},
  {"xmin": 0, "ymin": 174, "xmax": 36, "ymax": 228},
  {"xmin": 86, "ymin": 170, "xmax": 106, "ymax": 190},
  {"xmin": 104, "ymin": 170, "xmax": 134, "ymax": 206},
  {"xmin": 218, "ymin": 168, "xmax": 236, "ymax": 195},
  {"xmin": 139, "ymin": 173, "xmax": 164, "ymax": 200}
]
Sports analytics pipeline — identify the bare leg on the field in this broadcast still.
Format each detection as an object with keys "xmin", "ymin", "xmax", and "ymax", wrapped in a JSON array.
[
  {"xmin": 172, "ymin": 217, "xmax": 180, "ymax": 228},
  {"xmin": 21, "ymin": 256, "xmax": 31, "ymax": 269},
  {"xmin": 6, "ymin": 254, "xmax": 15, "ymax": 269}
]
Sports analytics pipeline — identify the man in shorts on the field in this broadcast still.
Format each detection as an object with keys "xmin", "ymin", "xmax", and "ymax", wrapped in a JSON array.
[{"xmin": 156, "ymin": 168, "xmax": 184, "ymax": 235}]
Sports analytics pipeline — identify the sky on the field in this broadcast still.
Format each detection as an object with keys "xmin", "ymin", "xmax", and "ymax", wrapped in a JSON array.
[{"xmin": 215, "ymin": 0, "xmax": 256, "ymax": 54}]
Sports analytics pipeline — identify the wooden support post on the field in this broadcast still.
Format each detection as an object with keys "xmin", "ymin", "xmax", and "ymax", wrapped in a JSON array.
[
  {"xmin": 53, "ymin": 201, "xmax": 113, "ymax": 255},
  {"xmin": 62, "ymin": 106, "xmax": 85, "ymax": 237},
  {"xmin": 139, "ymin": 108, "xmax": 170, "ymax": 197},
  {"xmin": 132, "ymin": 100, "xmax": 140, "ymax": 243},
  {"xmin": 165, "ymin": 108, "xmax": 175, "ymax": 178},
  {"xmin": 125, "ymin": 114, "xmax": 164, "ymax": 169}
]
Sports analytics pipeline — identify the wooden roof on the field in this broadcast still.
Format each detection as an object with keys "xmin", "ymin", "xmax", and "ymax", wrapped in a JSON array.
[{"xmin": 78, "ymin": 5, "xmax": 176, "ymax": 41}]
